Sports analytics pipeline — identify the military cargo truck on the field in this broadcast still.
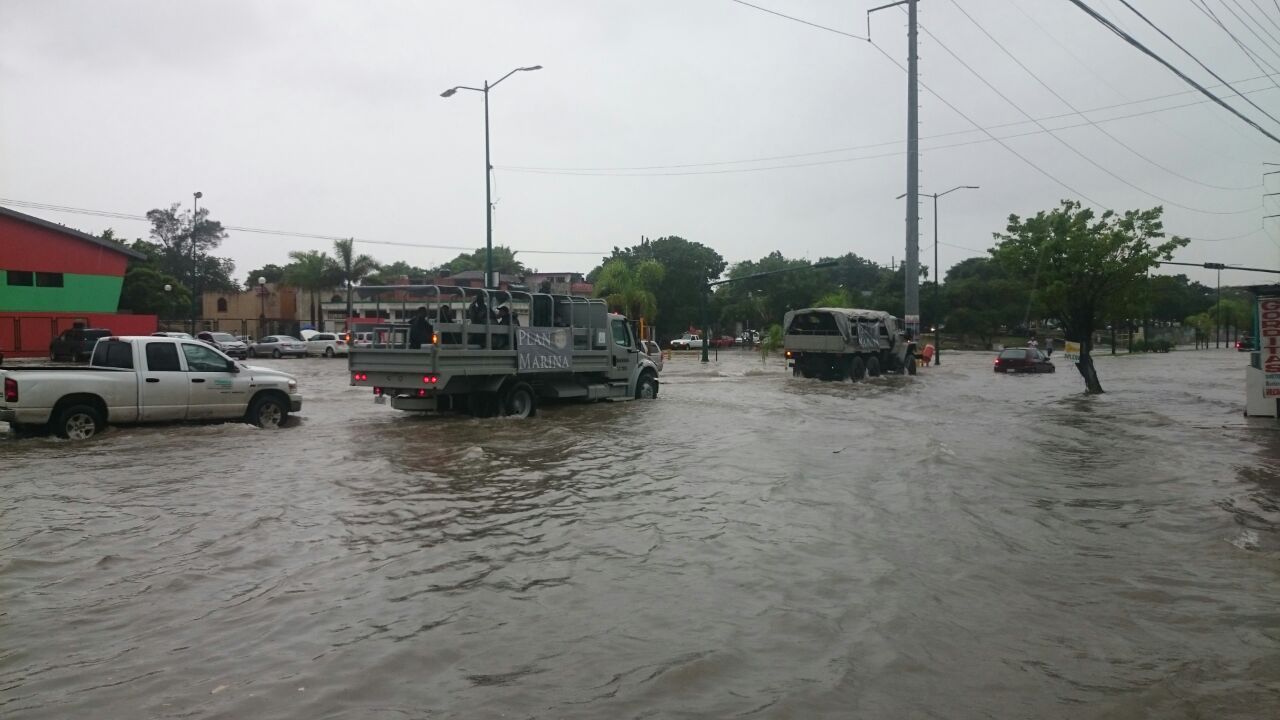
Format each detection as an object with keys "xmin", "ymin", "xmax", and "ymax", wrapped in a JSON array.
[{"xmin": 783, "ymin": 307, "xmax": 918, "ymax": 381}]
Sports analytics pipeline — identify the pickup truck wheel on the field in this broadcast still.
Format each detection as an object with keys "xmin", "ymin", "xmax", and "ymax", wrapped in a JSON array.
[
  {"xmin": 849, "ymin": 356, "xmax": 866, "ymax": 381},
  {"xmin": 866, "ymin": 356, "xmax": 881, "ymax": 377},
  {"xmin": 636, "ymin": 372, "xmax": 658, "ymax": 400},
  {"xmin": 54, "ymin": 404, "xmax": 103, "ymax": 440},
  {"xmin": 504, "ymin": 383, "xmax": 537, "ymax": 418},
  {"xmin": 248, "ymin": 395, "xmax": 288, "ymax": 428}
]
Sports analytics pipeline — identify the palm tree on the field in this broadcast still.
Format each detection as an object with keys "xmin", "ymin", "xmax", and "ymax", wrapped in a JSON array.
[
  {"xmin": 333, "ymin": 238, "xmax": 378, "ymax": 324},
  {"xmin": 593, "ymin": 259, "xmax": 664, "ymax": 323},
  {"xmin": 284, "ymin": 250, "xmax": 341, "ymax": 332}
]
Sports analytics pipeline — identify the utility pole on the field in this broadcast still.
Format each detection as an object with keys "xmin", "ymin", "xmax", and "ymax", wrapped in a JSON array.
[
  {"xmin": 869, "ymin": 0, "xmax": 921, "ymax": 335},
  {"xmin": 1206, "ymin": 262, "xmax": 1225, "ymax": 348},
  {"xmin": 905, "ymin": 0, "xmax": 920, "ymax": 337}
]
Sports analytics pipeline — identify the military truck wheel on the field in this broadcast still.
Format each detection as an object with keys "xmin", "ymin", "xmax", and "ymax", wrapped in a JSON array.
[
  {"xmin": 866, "ymin": 355, "xmax": 881, "ymax": 377},
  {"xmin": 503, "ymin": 382, "xmax": 537, "ymax": 418},
  {"xmin": 850, "ymin": 356, "xmax": 866, "ymax": 381}
]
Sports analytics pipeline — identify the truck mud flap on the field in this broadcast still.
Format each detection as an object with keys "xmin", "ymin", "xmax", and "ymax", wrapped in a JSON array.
[{"xmin": 391, "ymin": 395, "xmax": 438, "ymax": 412}]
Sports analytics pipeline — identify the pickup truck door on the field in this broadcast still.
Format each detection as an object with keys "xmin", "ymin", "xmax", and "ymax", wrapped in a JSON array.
[
  {"xmin": 608, "ymin": 318, "xmax": 637, "ymax": 382},
  {"xmin": 181, "ymin": 342, "xmax": 250, "ymax": 419},
  {"xmin": 139, "ymin": 341, "xmax": 190, "ymax": 421}
]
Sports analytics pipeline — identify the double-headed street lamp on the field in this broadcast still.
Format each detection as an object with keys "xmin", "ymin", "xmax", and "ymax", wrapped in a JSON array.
[
  {"xmin": 441, "ymin": 65, "xmax": 543, "ymax": 290},
  {"xmin": 897, "ymin": 184, "xmax": 979, "ymax": 365}
]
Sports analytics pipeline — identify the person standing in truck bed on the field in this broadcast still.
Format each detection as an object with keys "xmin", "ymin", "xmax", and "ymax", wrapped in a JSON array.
[{"xmin": 408, "ymin": 306, "xmax": 433, "ymax": 350}]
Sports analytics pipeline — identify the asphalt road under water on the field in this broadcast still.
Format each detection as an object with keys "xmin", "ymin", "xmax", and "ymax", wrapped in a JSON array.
[{"xmin": 2, "ymin": 349, "xmax": 1278, "ymax": 719}]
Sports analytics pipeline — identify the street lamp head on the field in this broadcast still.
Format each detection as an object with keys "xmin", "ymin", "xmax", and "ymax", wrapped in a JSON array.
[
  {"xmin": 163, "ymin": 284, "xmax": 172, "ymax": 292},
  {"xmin": 440, "ymin": 87, "xmax": 458, "ymax": 98},
  {"xmin": 193, "ymin": 191, "xmax": 203, "ymax": 199},
  {"xmin": 258, "ymin": 276, "xmax": 267, "ymax": 286},
  {"xmin": 519, "ymin": 65, "xmax": 543, "ymax": 72}
]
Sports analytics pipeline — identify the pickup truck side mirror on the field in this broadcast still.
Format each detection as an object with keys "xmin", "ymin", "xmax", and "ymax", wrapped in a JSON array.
[{"xmin": 226, "ymin": 360, "xmax": 240, "ymax": 373}]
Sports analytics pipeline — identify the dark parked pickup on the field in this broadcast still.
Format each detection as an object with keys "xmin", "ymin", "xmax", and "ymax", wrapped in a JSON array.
[{"xmin": 49, "ymin": 328, "xmax": 112, "ymax": 362}]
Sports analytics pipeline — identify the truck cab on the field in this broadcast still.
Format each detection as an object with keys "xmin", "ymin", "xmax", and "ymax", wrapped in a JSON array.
[{"xmin": 347, "ymin": 286, "xmax": 659, "ymax": 418}]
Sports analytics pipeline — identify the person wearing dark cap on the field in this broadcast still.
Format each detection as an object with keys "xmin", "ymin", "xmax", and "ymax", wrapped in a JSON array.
[{"xmin": 408, "ymin": 306, "xmax": 433, "ymax": 350}]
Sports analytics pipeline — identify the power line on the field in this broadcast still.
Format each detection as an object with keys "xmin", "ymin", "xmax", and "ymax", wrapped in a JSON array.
[
  {"xmin": 1083, "ymin": 0, "xmax": 1280, "ymax": 142},
  {"xmin": 725, "ymin": 0, "xmax": 868, "ymax": 40},
  {"xmin": 1189, "ymin": 0, "xmax": 1280, "ymax": 92},
  {"xmin": 949, "ymin": 0, "xmax": 1255, "ymax": 195},
  {"xmin": 1229, "ymin": 0, "xmax": 1280, "ymax": 54},
  {"xmin": 0, "ymin": 198, "xmax": 607, "ymax": 256},
  {"xmin": 915, "ymin": 11, "xmax": 1259, "ymax": 215}
]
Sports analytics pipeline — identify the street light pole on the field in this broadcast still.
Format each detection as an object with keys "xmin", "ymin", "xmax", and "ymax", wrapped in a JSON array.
[
  {"xmin": 442, "ymin": 65, "xmax": 543, "ymax": 290},
  {"xmin": 191, "ymin": 191, "xmax": 202, "ymax": 335},
  {"xmin": 896, "ymin": 185, "xmax": 978, "ymax": 365}
]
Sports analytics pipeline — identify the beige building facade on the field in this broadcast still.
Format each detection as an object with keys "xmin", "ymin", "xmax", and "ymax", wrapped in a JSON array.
[{"xmin": 200, "ymin": 284, "xmax": 301, "ymax": 338}]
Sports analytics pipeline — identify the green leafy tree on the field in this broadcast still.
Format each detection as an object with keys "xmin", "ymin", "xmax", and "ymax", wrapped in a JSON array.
[
  {"xmin": 118, "ymin": 266, "xmax": 190, "ymax": 319},
  {"xmin": 284, "ymin": 250, "xmax": 342, "ymax": 331},
  {"xmin": 366, "ymin": 261, "xmax": 433, "ymax": 286},
  {"xmin": 142, "ymin": 203, "xmax": 237, "ymax": 329},
  {"xmin": 441, "ymin": 245, "xmax": 528, "ymax": 276},
  {"xmin": 591, "ymin": 236, "xmax": 726, "ymax": 340},
  {"xmin": 593, "ymin": 259, "xmax": 664, "ymax": 322},
  {"xmin": 334, "ymin": 238, "xmax": 379, "ymax": 320},
  {"xmin": 992, "ymin": 201, "xmax": 1187, "ymax": 393},
  {"xmin": 941, "ymin": 257, "xmax": 1031, "ymax": 349},
  {"xmin": 244, "ymin": 264, "xmax": 286, "ymax": 290}
]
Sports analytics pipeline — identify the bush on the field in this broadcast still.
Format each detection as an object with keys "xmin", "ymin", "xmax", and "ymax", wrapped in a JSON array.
[{"xmin": 1131, "ymin": 339, "xmax": 1148, "ymax": 353}]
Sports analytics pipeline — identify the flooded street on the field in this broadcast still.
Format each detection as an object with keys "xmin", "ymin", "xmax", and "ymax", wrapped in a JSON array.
[{"xmin": 2, "ymin": 349, "xmax": 1278, "ymax": 719}]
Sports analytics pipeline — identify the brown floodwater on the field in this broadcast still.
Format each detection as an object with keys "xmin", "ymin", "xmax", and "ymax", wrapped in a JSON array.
[{"xmin": 2, "ymin": 349, "xmax": 1278, "ymax": 719}]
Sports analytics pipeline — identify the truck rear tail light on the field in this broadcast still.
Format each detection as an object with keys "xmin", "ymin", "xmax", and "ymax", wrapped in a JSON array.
[
  {"xmin": 785, "ymin": 350, "xmax": 793, "ymax": 358},
  {"xmin": 4, "ymin": 377, "xmax": 16, "ymax": 403},
  {"xmin": 373, "ymin": 387, "xmax": 384, "ymax": 396},
  {"xmin": 353, "ymin": 372, "xmax": 368, "ymax": 381},
  {"xmin": 416, "ymin": 389, "xmax": 427, "ymax": 397},
  {"xmin": 422, "ymin": 375, "xmax": 438, "ymax": 384}
]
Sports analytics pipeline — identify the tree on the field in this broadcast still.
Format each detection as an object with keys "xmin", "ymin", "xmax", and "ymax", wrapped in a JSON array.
[
  {"xmin": 992, "ymin": 201, "xmax": 1187, "ymax": 393},
  {"xmin": 244, "ymin": 264, "xmax": 286, "ymax": 290},
  {"xmin": 334, "ymin": 238, "xmax": 378, "ymax": 321},
  {"xmin": 441, "ymin": 245, "xmax": 528, "ymax": 276},
  {"xmin": 594, "ymin": 259, "xmax": 664, "ymax": 322},
  {"xmin": 118, "ymin": 265, "xmax": 190, "ymax": 319},
  {"xmin": 283, "ymin": 251, "xmax": 341, "ymax": 331},
  {"xmin": 942, "ymin": 257, "xmax": 1030, "ymax": 349},
  {"xmin": 366, "ymin": 261, "xmax": 433, "ymax": 286},
  {"xmin": 591, "ymin": 236, "xmax": 726, "ymax": 340},
  {"xmin": 143, "ymin": 203, "xmax": 237, "ymax": 329}
]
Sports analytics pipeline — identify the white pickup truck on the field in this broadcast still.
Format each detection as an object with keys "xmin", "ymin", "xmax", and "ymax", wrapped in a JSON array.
[
  {"xmin": 0, "ymin": 335, "xmax": 303, "ymax": 440},
  {"xmin": 669, "ymin": 333, "xmax": 704, "ymax": 350}
]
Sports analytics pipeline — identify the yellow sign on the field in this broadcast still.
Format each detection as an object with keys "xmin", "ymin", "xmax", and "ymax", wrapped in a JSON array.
[{"xmin": 1063, "ymin": 341, "xmax": 1080, "ymax": 361}]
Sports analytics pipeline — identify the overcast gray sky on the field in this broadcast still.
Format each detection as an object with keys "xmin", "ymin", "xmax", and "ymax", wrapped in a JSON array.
[{"xmin": 3, "ymin": 0, "xmax": 1279, "ymax": 288}]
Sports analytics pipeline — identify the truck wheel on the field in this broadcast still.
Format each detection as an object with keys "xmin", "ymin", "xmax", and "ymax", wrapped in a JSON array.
[
  {"xmin": 850, "ymin": 356, "xmax": 866, "ymax": 381},
  {"xmin": 866, "ymin": 356, "xmax": 881, "ymax": 377},
  {"xmin": 247, "ymin": 394, "xmax": 288, "ymax": 429},
  {"xmin": 504, "ymin": 383, "xmax": 538, "ymax": 418},
  {"xmin": 636, "ymin": 372, "xmax": 658, "ymax": 400},
  {"xmin": 54, "ymin": 404, "xmax": 103, "ymax": 440},
  {"xmin": 906, "ymin": 357, "xmax": 918, "ymax": 375}
]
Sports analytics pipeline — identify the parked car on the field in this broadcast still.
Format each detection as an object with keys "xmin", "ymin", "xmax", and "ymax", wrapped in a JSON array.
[
  {"xmin": 197, "ymin": 331, "xmax": 249, "ymax": 359},
  {"xmin": 306, "ymin": 333, "xmax": 349, "ymax": 357},
  {"xmin": 49, "ymin": 328, "xmax": 113, "ymax": 362},
  {"xmin": 735, "ymin": 330, "xmax": 760, "ymax": 346},
  {"xmin": 669, "ymin": 333, "xmax": 703, "ymax": 350},
  {"xmin": 249, "ymin": 335, "xmax": 308, "ymax": 358},
  {"xmin": 1237, "ymin": 335, "xmax": 1255, "ymax": 352},
  {"xmin": 1, "ymin": 335, "xmax": 301, "ymax": 439},
  {"xmin": 641, "ymin": 339, "xmax": 664, "ymax": 372},
  {"xmin": 152, "ymin": 331, "xmax": 193, "ymax": 340},
  {"xmin": 994, "ymin": 347, "xmax": 1055, "ymax": 373},
  {"xmin": 710, "ymin": 335, "xmax": 736, "ymax": 348}
]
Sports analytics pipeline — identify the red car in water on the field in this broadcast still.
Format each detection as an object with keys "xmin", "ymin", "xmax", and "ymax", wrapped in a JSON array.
[{"xmin": 994, "ymin": 347, "xmax": 1055, "ymax": 373}]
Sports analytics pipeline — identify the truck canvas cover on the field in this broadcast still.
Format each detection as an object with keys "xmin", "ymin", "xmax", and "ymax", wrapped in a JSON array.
[{"xmin": 783, "ymin": 308, "xmax": 893, "ymax": 351}]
